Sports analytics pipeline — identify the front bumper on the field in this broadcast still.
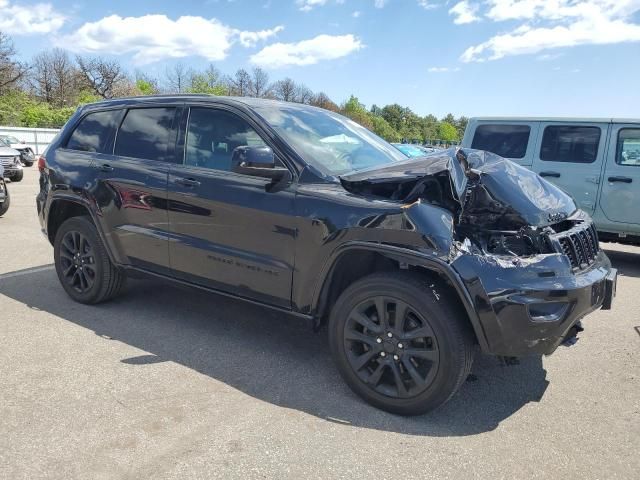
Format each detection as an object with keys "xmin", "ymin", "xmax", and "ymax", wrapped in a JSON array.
[
  {"xmin": 452, "ymin": 250, "xmax": 616, "ymax": 356},
  {"xmin": 2, "ymin": 165, "xmax": 22, "ymax": 178}
]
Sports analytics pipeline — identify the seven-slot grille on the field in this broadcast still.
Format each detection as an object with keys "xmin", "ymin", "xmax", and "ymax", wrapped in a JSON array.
[{"xmin": 557, "ymin": 222, "xmax": 600, "ymax": 270}]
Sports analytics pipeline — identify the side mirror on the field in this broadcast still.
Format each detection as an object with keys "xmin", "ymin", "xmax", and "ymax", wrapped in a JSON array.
[{"xmin": 231, "ymin": 146, "xmax": 290, "ymax": 181}]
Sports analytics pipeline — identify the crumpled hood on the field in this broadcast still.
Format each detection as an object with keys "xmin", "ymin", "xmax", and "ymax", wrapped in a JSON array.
[{"xmin": 340, "ymin": 148, "xmax": 577, "ymax": 229}]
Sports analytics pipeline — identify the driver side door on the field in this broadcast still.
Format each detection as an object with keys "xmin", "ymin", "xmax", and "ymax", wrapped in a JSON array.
[{"xmin": 167, "ymin": 105, "xmax": 297, "ymax": 308}]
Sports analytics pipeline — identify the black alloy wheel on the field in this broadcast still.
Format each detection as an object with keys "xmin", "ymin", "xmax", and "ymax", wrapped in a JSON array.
[
  {"xmin": 344, "ymin": 296, "xmax": 439, "ymax": 399},
  {"xmin": 329, "ymin": 272, "xmax": 475, "ymax": 415},
  {"xmin": 54, "ymin": 216, "xmax": 125, "ymax": 304},
  {"xmin": 58, "ymin": 230, "xmax": 97, "ymax": 293}
]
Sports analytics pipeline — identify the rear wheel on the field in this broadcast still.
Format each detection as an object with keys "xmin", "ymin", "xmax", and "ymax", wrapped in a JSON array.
[
  {"xmin": 12, "ymin": 170, "xmax": 23, "ymax": 182},
  {"xmin": 329, "ymin": 271, "xmax": 474, "ymax": 415},
  {"xmin": 54, "ymin": 216, "xmax": 125, "ymax": 304}
]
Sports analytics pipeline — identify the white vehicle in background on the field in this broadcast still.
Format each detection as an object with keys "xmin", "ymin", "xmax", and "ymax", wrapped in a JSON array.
[
  {"xmin": 462, "ymin": 117, "xmax": 640, "ymax": 245},
  {"xmin": 0, "ymin": 134, "xmax": 35, "ymax": 167},
  {"xmin": 0, "ymin": 163, "xmax": 9, "ymax": 217},
  {"xmin": 0, "ymin": 141, "xmax": 23, "ymax": 182}
]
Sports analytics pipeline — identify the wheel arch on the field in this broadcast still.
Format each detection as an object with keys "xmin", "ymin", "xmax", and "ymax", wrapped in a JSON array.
[
  {"xmin": 311, "ymin": 242, "xmax": 490, "ymax": 352},
  {"xmin": 47, "ymin": 196, "xmax": 119, "ymax": 265}
]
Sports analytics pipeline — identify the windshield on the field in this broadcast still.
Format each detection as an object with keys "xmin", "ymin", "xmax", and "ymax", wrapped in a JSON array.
[
  {"xmin": 0, "ymin": 138, "xmax": 9, "ymax": 147},
  {"xmin": 2, "ymin": 135, "xmax": 20, "ymax": 144},
  {"xmin": 253, "ymin": 104, "xmax": 407, "ymax": 176}
]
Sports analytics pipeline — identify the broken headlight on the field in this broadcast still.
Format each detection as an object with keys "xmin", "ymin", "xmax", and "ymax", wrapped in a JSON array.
[
  {"xmin": 487, "ymin": 233, "xmax": 536, "ymax": 256},
  {"xmin": 484, "ymin": 228, "xmax": 553, "ymax": 257}
]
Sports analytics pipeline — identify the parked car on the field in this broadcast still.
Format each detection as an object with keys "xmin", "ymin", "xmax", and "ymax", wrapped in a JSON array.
[
  {"xmin": 0, "ymin": 142, "xmax": 23, "ymax": 182},
  {"xmin": 0, "ymin": 135, "xmax": 35, "ymax": 166},
  {"xmin": 37, "ymin": 97, "xmax": 616, "ymax": 415},
  {"xmin": 392, "ymin": 143, "xmax": 429, "ymax": 158},
  {"xmin": 0, "ymin": 164, "xmax": 9, "ymax": 217},
  {"xmin": 462, "ymin": 117, "xmax": 640, "ymax": 244},
  {"xmin": 416, "ymin": 145, "xmax": 438, "ymax": 155}
]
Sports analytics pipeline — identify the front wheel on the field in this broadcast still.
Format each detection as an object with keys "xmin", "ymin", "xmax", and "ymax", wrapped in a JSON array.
[
  {"xmin": 329, "ymin": 271, "xmax": 475, "ymax": 415},
  {"xmin": 54, "ymin": 216, "xmax": 125, "ymax": 304},
  {"xmin": 12, "ymin": 170, "xmax": 23, "ymax": 182}
]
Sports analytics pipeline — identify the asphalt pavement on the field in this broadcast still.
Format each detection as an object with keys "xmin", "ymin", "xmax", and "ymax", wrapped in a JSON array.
[{"xmin": 1, "ymin": 167, "xmax": 638, "ymax": 479}]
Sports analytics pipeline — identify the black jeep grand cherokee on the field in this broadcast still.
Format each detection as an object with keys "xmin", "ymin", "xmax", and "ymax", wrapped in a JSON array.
[{"xmin": 37, "ymin": 96, "xmax": 616, "ymax": 415}]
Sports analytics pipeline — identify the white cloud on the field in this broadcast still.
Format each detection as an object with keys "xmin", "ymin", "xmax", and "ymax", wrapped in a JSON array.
[
  {"xmin": 450, "ymin": 1, "xmax": 481, "ymax": 25},
  {"xmin": 352, "ymin": 10, "xmax": 362, "ymax": 17},
  {"xmin": 417, "ymin": 0, "xmax": 438, "ymax": 9},
  {"xmin": 459, "ymin": 1, "xmax": 640, "ymax": 61},
  {"xmin": 296, "ymin": 0, "xmax": 328, "ymax": 11},
  {"xmin": 428, "ymin": 66, "xmax": 461, "ymax": 72},
  {"xmin": 250, "ymin": 34, "xmax": 363, "ymax": 68},
  {"xmin": 238, "ymin": 26, "xmax": 284, "ymax": 47},
  {"xmin": 56, "ymin": 14, "xmax": 283, "ymax": 64},
  {"xmin": 0, "ymin": 0, "xmax": 65, "ymax": 34},
  {"xmin": 374, "ymin": 0, "xmax": 389, "ymax": 7}
]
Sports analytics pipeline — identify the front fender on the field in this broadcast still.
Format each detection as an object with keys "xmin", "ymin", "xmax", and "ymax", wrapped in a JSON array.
[{"xmin": 309, "ymin": 241, "xmax": 491, "ymax": 352}]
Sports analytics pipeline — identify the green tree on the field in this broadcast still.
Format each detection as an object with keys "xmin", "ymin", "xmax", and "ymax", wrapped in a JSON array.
[
  {"xmin": 438, "ymin": 121, "xmax": 459, "ymax": 143},
  {"xmin": 136, "ymin": 79, "xmax": 157, "ymax": 95},
  {"xmin": 341, "ymin": 95, "xmax": 373, "ymax": 130},
  {"xmin": 371, "ymin": 116, "xmax": 400, "ymax": 142}
]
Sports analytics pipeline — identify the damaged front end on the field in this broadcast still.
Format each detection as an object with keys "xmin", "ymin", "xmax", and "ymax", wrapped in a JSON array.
[
  {"xmin": 341, "ymin": 148, "xmax": 616, "ymax": 356},
  {"xmin": 341, "ymin": 148, "xmax": 578, "ymax": 258}
]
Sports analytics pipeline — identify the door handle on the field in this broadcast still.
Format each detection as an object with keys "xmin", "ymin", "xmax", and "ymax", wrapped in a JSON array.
[
  {"xmin": 539, "ymin": 171, "xmax": 561, "ymax": 178},
  {"xmin": 608, "ymin": 176, "xmax": 632, "ymax": 184},
  {"xmin": 175, "ymin": 177, "xmax": 201, "ymax": 187},
  {"xmin": 94, "ymin": 163, "xmax": 114, "ymax": 172}
]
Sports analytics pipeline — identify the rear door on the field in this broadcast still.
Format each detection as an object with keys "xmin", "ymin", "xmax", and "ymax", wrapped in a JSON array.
[
  {"xmin": 531, "ymin": 122, "xmax": 609, "ymax": 216},
  {"xmin": 95, "ymin": 106, "xmax": 179, "ymax": 272},
  {"xmin": 166, "ymin": 105, "xmax": 296, "ymax": 308},
  {"xmin": 599, "ymin": 124, "xmax": 640, "ymax": 226}
]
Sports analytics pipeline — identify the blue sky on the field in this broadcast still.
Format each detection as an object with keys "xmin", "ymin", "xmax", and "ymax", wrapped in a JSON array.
[{"xmin": 2, "ymin": 0, "xmax": 640, "ymax": 118}]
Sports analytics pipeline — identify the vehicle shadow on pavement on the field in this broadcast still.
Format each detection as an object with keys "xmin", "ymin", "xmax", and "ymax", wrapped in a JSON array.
[
  {"xmin": 1, "ymin": 268, "xmax": 550, "ymax": 437},
  {"xmin": 603, "ymin": 247, "xmax": 640, "ymax": 278}
]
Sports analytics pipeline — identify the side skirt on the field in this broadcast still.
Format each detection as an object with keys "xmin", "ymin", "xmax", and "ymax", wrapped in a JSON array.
[{"xmin": 121, "ymin": 265, "xmax": 315, "ymax": 324}]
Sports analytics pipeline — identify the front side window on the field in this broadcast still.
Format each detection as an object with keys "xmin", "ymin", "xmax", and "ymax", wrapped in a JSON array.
[
  {"xmin": 115, "ymin": 107, "xmax": 176, "ymax": 162},
  {"xmin": 66, "ymin": 110, "xmax": 122, "ymax": 154},
  {"xmin": 253, "ymin": 104, "xmax": 407, "ymax": 176},
  {"xmin": 185, "ymin": 108, "xmax": 267, "ymax": 171},
  {"xmin": 471, "ymin": 124, "xmax": 530, "ymax": 159},
  {"xmin": 540, "ymin": 126, "xmax": 601, "ymax": 163},
  {"xmin": 616, "ymin": 128, "xmax": 640, "ymax": 166}
]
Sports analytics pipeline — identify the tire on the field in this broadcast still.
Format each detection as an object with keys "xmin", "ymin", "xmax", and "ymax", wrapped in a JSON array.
[
  {"xmin": 329, "ymin": 271, "xmax": 475, "ymax": 416},
  {"xmin": 23, "ymin": 161, "xmax": 33, "ymax": 167},
  {"xmin": 53, "ymin": 216, "xmax": 125, "ymax": 304},
  {"xmin": 0, "ymin": 187, "xmax": 9, "ymax": 217},
  {"xmin": 12, "ymin": 170, "xmax": 23, "ymax": 182}
]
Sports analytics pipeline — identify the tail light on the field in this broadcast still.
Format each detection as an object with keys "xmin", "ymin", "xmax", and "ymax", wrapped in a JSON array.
[{"xmin": 37, "ymin": 155, "xmax": 46, "ymax": 172}]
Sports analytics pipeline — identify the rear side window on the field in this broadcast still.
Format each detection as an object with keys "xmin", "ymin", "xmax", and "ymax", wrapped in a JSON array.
[
  {"xmin": 540, "ymin": 126, "xmax": 601, "ymax": 163},
  {"xmin": 115, "ymin": 107, "xmax": 176, "ymax": 162},
  {"xmin": 616, "ymin": 128, "xmax": 640, "ymax": 166},
  {"xmin": 66, "ymin": 110, "xmax": 122, "ymax": 153},
  {"xmin": 471, "ymin": 124, "xmax": 530, "ymax": 159}
]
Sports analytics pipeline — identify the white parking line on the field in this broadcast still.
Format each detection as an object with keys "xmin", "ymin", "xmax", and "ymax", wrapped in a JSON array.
[{"xmin": 0, "ymin": 265, "xmax": 54, "ymax": 279}]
